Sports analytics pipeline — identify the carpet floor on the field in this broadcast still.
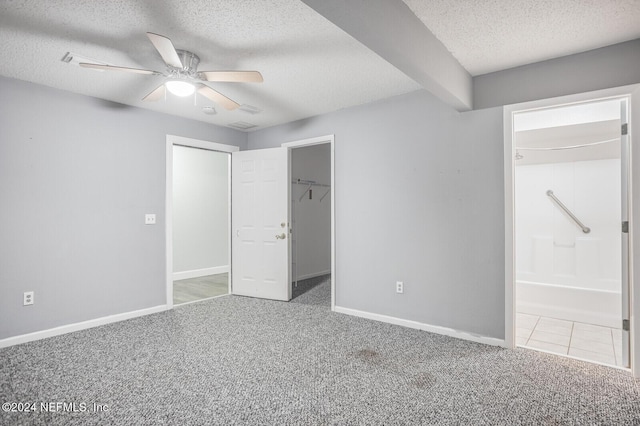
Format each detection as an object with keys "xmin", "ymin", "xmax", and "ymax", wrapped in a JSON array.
[
  {"xmin": 1, "ymin": 278, "xmax": 639, "ymax": 425},
  {"xmin": 291, "ymin": 274, "xmax": 331, "ymax": 300}
]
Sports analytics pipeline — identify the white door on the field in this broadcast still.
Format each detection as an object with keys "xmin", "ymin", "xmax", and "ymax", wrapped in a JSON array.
[
  {"xmin": 231, "ymin": 147, "xmax": 290, "ymax": 301},
  {"xmin": 621, "ymin": 99, "xmax": 630, "ymax": 368}
]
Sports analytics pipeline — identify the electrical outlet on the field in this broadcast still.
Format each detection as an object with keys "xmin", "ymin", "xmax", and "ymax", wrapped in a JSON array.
[
  {"xmin": 23, "ymin": 291, "xmax": 34, "ymax": 306},
  {"xmin": 396, "ymin": 281, "xmax": 404, "ymax": 294},
  {"xmin": 145, "ymin": 214, "xmax": 156, "ymax": 225}
]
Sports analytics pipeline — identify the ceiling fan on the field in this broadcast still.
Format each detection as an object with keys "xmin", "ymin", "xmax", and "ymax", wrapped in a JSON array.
[{"xmin": 79, "ymin": 32, "xmax": 263, "ymax": 110}]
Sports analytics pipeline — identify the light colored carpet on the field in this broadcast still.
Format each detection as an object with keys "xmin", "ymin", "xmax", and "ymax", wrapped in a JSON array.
[
  {"xmin": 1, "ymin": 278, "xmax": 639, "ymax": 425},
  {"xmin": 292, "ymin": 274, "xmax": 331, "ymax": 301}
]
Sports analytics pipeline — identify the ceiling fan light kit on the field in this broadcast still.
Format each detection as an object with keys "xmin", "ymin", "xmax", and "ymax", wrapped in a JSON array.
[
  {"xmin": 165, "ymin": 80, "xmax": 196, "ymax": 97},
  {"xmin": 75, "ymin": 32, "xmax": 263, "ymax": 111}
]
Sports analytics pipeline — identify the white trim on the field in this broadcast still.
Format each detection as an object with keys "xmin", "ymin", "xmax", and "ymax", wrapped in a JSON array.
[
  {"xmin": 504, "ymin": 105, "xmax": 515, "ymax": 350},
  {"xmin": 166, "ymin": 139, "xmax": 174, "ymax": 309},
  {"xmin": 282, "ymin": 135, "xmax": 333, "ymax": 148},
  {"xmin": 166, "ymin": 135, "xmax": 237, "ymax": 310},
  {"xmin": 173, "ymin": 265, "xmax": 229, "ymax": 281},
  {"xmin": 331, "ymin": 138, "xmax": 335, "ymax": 311},
  {"xmin": 630, "ymin": 86, "xmax": 638, "ymax": 377},
  {"xmin": 167, "ymin": 134, "xmax": 239, "ymax": 152},
  {"xmin": 282, "ymin": 135, "xmax": 336, "ymax": 310},
  {"xmin": 227, "ymin": 153, "xmax": 232, "ymax": 296},
  {"xmin": 503, "ymin": 84, "xmax": 640, "ymax": 377},
  {"xmin": 334, "ymin": 306, "xmax": 505, "ymax": 347},
  {"xmin": 0, "ymin": 305, "xmax": 168, "ymax": 348}
]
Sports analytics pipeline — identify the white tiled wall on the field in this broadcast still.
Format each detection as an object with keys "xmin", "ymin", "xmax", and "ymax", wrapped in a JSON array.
[{"xmin": 515, "ymin": 159, "xmax": 621, "ymax": 291}]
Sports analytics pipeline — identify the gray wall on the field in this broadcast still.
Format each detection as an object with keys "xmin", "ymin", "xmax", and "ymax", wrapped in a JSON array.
[
  {"xmin": 474, "ymin": 39, "xmax": 640, "ymax": 110},
  {"xmin": 173, "ymin": 146, "xmax": 229, "ymax": 275},
  {"xmin": 249, "ymin": 90, "xmax": 505, "ymax": 339},
  {"xmin": 0, "ymin": 76, "xmax": 246, "ymax": 339},
  {"xmin": 5, "ymin": 37, "xmax": 635, "ymax": 344}
]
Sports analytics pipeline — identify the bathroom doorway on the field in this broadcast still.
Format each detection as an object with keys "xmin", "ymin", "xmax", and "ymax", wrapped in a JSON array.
[{"xmin": 512, "ymin": 97, "xmax": 629, "ymax": 368}]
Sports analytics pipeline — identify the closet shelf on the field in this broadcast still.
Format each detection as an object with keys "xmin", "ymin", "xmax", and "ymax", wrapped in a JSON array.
[
  {"xmin": 292, "ymin": 178, "xmax": 331, "ymax": 202},
  {"xmin": 291, "ymin": 178, "xmax": 330, "ymax": 188}
]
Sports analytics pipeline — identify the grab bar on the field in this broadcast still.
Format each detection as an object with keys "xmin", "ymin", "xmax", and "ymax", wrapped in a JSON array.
[{"xmin": 546, "ymin": 190, "xmax": 590, "ymax": 234}]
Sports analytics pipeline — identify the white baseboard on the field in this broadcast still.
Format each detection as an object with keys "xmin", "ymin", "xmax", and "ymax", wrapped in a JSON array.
[
  {"xmin": 333, "ymin": 306, "xmax": 505, "ymax": 348},
  {"xmin": 0, "ymin": 305, "xmax": 168, "ymax": 349},
  {"xmin": 294, "ymin": 270, "xmax": 331, "ymax": 281},
  {"xmin": 173, "ymin": 265, "xmax": 229, "ymax": 281}
]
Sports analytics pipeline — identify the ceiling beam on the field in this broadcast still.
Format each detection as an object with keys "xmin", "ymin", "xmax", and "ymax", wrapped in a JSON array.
[{"xmin": 301, "ymin": 0, "xmax": 472, "ymax": 111}]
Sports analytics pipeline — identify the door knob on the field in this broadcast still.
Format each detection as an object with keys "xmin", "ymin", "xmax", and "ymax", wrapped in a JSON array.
[{"xmin": 276, "ymin": 233, "xmax": 286, "ymax": 240}]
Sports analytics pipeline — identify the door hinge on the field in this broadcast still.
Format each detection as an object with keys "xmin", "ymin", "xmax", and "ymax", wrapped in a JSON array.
[
  {"xmin": 623, "ymin": 319, "xmax": 630, "ymax": 331},
  {"xmin": 621, "ymin": 123, "xmax": 628, "ymax": 135},
  {"xmin": 622, "ymin": 221, "xmax": 629, "ymax": 233}
]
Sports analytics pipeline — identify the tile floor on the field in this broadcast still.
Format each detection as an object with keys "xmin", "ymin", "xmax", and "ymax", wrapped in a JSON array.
[
  {"xmin": 516, "ymin": 313, "xmax": 625, "ymax": 367},
  {"xmin": 173, "ymin": 273, "xmax": 229, "ymax": 305}
]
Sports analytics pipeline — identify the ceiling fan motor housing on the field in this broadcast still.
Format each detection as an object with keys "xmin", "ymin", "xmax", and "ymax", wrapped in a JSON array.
[{"xmin": 170, "ymin": 49, "xmax": 201, "ymax": 79}]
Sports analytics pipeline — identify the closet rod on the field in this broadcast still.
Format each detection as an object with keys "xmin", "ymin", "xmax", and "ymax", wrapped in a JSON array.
[
  {"xmin": 292, "ymin": 179, "xmax": 330, "ymax": 188},
  {"xmin": 293, "ymin": 179, "xmax": 331, "ymax": 202}
]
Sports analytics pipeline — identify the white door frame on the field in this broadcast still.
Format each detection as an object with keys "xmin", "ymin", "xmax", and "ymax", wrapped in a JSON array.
[
  {"xmin": 503, "ymin": 85, "xmax": 638, "ymax": 376},
  {"xmin": 282, "ymin": 135, "xmax": 336, "ymax": 310},
  {"xmin": 165, "ymin": 135, "xmax": 238, "ymax": 309}
]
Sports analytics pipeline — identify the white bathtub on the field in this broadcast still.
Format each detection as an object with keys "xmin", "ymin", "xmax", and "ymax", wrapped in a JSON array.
[{"xmin": 516, "ymin": 280, "xmax": 621, "ymax": 328}]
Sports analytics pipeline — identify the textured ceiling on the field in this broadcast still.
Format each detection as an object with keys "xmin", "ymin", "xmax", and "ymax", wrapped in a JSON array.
[
  {"xmin": 0, "ymin": 0, "xmax": 421, "ymax": 131},
  {"xmin": 1, "ymin": 1, "xmax": 638, "ymax": 131},
  {"xmin": 403, "ymin": 0, "xmax": 640, "ymax": 76}
]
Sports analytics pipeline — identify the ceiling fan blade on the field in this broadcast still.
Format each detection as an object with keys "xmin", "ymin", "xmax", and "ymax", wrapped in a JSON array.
[
  {"xmin": 197, "ymin": 85, "xmax": 240, "ymax": 110},
  {"xmin": 199, "ymin": 71, "xmax": 264, "ymax": 83},
  {"xmin": 147, "ymin": 32, "xmax": 183, "ymax": 68},
  {"xmin": 142, "ymin": 84, "xmax": 166, "ymax": 102},
  {"xmin": 79, "ymin": 63, "xmax": 160, "ymax": 75}
]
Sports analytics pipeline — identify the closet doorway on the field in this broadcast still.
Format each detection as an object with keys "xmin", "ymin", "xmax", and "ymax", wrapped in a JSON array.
[
  {"xmin": 283, "ymin": 136, "xmax": 335, "ymax": 307},
  {"xmin": 165, "ymin": 135, "xmax": 238, "ymax": 308}
]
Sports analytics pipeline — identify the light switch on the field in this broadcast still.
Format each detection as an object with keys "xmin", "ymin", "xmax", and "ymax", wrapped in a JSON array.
[{"xmin": 145, "ymin": 214, "xmax": 156, "ymax": 225}]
